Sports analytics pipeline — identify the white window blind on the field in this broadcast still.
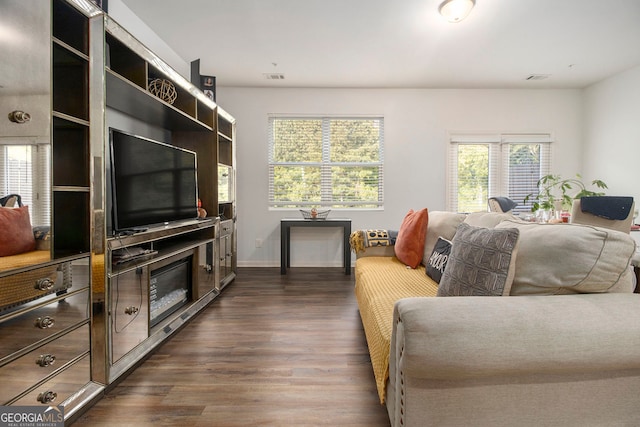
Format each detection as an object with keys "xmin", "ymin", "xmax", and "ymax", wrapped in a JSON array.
[
  {"xmin": 268, "ymin": 116, "xmax": 384, "ymax": 209},
  {"xmin": 1, "ymin": 144, "xmax": 51, "ymax": 226},
  {"xmin": 447, "ymin": 133, "xmax": 551, "ymax": 214}
]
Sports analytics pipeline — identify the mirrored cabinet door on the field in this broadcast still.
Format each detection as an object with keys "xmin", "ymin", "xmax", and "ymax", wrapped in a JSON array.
[{"xmin": 0, "ymin": 0, "xmax": 53, "ymax": 273}]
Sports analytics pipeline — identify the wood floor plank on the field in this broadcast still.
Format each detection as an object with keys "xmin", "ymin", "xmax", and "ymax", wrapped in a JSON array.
[{"xmin": 73, "ymin": 267, "xmax": 390, "ymax": 426}]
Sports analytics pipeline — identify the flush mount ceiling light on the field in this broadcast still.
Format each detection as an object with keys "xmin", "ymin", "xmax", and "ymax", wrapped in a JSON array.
[{"xmin": 438, "ymin": 0, "xmax": 476, "ymax": 23}]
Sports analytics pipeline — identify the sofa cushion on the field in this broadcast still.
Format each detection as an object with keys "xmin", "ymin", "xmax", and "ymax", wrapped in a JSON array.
[
  {"xmin": 422, "ymin": 211, "xmax": 466, "ymax": 266},
  {"xmin": 0, "ymin": 206, "xmax": 37, "ymax": 257},
  {"xmin": 463, "ymin": 211, "xmax": 515, "ymax": 228},
  {"xmin": 394, "ymin": 208, "xmax": 428, "ymax": 268},
  {"xmin": 425, "ymin": 237, "xmax": 451, "ymax": 283},
  {"xmin": 354, "ymin": 256, "xmax": 438, "ymax": 403},
  {"xmin": 437, "ymin": 223, "xmax": 520, "ymax": 296},
  {"xmin": 496, "ymin": 220, "xmax": 636, "ymax": 295}
]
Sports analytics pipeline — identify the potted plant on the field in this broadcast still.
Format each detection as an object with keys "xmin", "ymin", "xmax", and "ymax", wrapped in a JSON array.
[{"xmin": 524, "ymin": 173, "xmax": 607, "ymax": 214}]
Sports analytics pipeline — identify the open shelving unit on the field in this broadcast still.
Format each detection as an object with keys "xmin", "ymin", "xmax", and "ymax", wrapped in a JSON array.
[
  {"xmin": 99, "ymin": 14, "xmax": 237, "ymax": 383},
  {"xmin": 52, "ymin": 0, "xmax": 91, "ymax": 259},
  {"xmin": 216, "ymin": 111, "xmax": 237, "ymax": 287},
  {"xmin": 1, "ymin": 1, "xmax": 237, "ymax": 421}
]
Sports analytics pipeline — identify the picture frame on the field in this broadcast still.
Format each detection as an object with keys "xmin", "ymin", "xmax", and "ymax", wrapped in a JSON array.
[{"xmin": 90, "ymin": 0, "xmax": 108, "ymax": 12}]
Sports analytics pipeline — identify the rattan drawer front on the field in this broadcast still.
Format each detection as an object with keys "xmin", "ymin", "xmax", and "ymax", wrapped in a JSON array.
[
  {"xmin": 0, "ymin": 289, "xmax": 89, "ymax": 361},
  {"xmin": 10, "ymin": 353, "xmax": 90, "ymax": 407},
  {"xmin": 0, "ymin": 324, "xmax": 89, "ymax": 405},
  {"xmin": 0, "ymin": 263, "xmax": 73, "ymax": 312}
]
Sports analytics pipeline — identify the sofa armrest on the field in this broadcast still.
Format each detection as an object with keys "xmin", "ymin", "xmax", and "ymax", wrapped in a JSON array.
[
  {"xmin": 393, "ymin": 294, "xmax": 640, "ymax": 380},
  {"xmin": 388, "ymin": 294, "xmax": 640, "ymax": 426}
]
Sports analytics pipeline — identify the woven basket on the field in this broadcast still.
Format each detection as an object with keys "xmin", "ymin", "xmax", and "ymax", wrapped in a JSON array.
[
  {"xmin": 0, "ymin": 264, "xmax": 72, "ymax": 312},
  {"xmin": 300, "ymin": 209, "xmax": 331, "ymax": 220}
]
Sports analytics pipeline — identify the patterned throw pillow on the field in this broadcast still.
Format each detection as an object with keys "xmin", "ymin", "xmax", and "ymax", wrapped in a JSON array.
[
  {"xmin": 437, "ymin": 223, "xmax": 520, "ymax": 296},
  {"xmin": 426, "ymin": 237, "xmax": 451, "ymax": 283}
]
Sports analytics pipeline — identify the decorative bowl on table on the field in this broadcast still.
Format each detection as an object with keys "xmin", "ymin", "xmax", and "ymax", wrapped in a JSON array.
[{"xmin": 300, "ymin": 208, "xmax": 330, "ymax": 220}]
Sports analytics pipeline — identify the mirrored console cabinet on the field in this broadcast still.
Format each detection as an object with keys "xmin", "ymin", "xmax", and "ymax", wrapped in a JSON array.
[{"xmin": 0, "ymin": 0, "xmax": 237, "ymax": 423}]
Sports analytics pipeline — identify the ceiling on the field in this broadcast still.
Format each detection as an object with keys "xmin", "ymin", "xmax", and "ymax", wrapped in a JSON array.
[{"xmin": 120, "ymin": 0, "xmax": 640, "ymax": 89}]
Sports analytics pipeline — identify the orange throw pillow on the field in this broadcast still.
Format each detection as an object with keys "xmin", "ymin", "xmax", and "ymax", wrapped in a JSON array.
[
  {"xmin": 0, "ymin": 206, "xmax": 36, "ymax": 257},
  {"xmin": 394, "ymin": 208, "xmax": 429, "ymax": 268}
]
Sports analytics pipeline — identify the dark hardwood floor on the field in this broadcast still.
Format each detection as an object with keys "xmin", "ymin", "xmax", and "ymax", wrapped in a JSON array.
[{"xmin": 73, "ymin": 267, "xmax": 390, "ymax": 427}]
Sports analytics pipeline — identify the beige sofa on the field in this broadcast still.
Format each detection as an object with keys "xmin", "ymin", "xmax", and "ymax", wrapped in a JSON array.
[{"xmin": 353, "ymin": 211, "xmax": 640, "ymax": 427}]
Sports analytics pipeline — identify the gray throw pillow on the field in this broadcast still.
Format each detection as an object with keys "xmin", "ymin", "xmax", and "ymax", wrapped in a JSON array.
[{"xmin": 437, "ymin": 223, "xmax": 520, "ymax": 296}]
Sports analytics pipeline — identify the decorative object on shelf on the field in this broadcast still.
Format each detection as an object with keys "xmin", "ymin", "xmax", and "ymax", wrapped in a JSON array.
[
  {"xmin": 300, "ymin": 208, "xmax": 330, "ymax": 220},
  {"xmin": 148, "ymin": 78, "xmax": 177, "ymax": 105},
  {"xmin": 8, "ymin": 110, "xmax": 31, "ymax": 124},
  {"xmin": 89, "ymin": 0, "xmax": 108, "ymax": 12},
  {"xmin": 523, "ymin": 173, "xmax": 607, "ymax": 213},
  {"xmin": 201, "ymin": 75, "xmax": 216, "ymax": 102},
  {"xmin": 197, "ymin": 198, "xmax": 207, "ymax": 218}
]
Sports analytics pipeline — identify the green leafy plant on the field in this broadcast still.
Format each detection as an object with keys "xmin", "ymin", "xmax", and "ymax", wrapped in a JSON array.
[{"xmin": 524, "ymin": 174, "xmax": 607, "ymax": 212}]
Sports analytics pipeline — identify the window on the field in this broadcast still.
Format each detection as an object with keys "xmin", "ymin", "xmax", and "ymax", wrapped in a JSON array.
[
  {"xmin": 447, "ymin": 134, "xmax": 551, "ymax": 214},
  {"xmin": 0, "ymin": 144, "xmax": 50, "ymax": 225},
  {"xmin": 268, "ymin": 116, "xmax": 384, "ymax": 209}
]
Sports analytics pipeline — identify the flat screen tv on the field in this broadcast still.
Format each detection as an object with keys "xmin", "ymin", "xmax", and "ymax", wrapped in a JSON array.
[{"xmin": 109, "ymin": 128, "xmax": 198, "ymax": 233}]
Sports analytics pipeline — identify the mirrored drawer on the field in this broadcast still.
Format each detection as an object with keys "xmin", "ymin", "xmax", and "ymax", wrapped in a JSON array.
[
  {"xmin": 0, "ymin": 324, "xmax": 89, "ymax": 404},
  {"xmin": 219, "ymin": 219, "xmax": 233, "ymax": 237},
  {"xmin": 0, "ymin": 289, "xmax": 89, "ymax": 361},
  {"xmin": 10, "ymin": 353, "xmax": 90, "ymax": 407}
]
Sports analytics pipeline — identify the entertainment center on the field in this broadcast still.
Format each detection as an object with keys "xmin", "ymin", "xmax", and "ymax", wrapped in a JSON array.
[{"xmin": 0, "ymin": 0, "xmax": 237, "ymax": 422}]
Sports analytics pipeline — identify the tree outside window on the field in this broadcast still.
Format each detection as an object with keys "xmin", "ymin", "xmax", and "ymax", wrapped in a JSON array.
[
  {"xmin": 269, "ymin": 117, "xmax": 384, "ymax": 209},
  {"xmin": 448, "ymin": 134, "xmax": 551, "ymax": 214}
]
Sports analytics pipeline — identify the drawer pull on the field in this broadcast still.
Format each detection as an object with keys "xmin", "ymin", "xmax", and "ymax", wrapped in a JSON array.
[
  {"xmin": 34, "ymin": 316, "xmax": 55, "ymax": 329},
  {"xmin": 34, "ymin": 277, "xmax": 55, "ymax": 291},
  {"xmin": 124, "ymin": 306, "xmax": 139, "ymax": 315},
  {"xmin": 37, "ymin": 390, "xmax": 57, "ymax": 404},
  {"xmin": 36, "ymin": 353, "xmax": 56, "ymax": 367}
]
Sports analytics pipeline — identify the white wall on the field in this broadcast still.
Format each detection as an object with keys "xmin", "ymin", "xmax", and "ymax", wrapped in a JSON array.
[
  {"xmin": 105, "ymin": 4, "xmax": 638, "ymax": 269},
  {"xmin": 108, "ymin": 0, "xmax": 189, "ymax": 78},
  {"xmin": 216, "ymin": 87, "xmax": 584, "ymax": 267},
  {"xmin": 583, "ymin": 65, "xmax": 640, "ymax": 203}
]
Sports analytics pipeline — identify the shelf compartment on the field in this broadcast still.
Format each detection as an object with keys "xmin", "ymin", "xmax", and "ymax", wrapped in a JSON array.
[
  {"xmin": 53, "ymin": 117, "xmax": 89, "ymax": 188},
  {"xmin": 218, "ymin": 114, "xmax": 233, "ymax": 140},
  {"xmin": 196, "ymin": 100, "xmax": 215, "ymax": 128},
  {"xmin": 52, "ymin": 0, "xmax": 89, "ymax": 56},
  {"xmin": 53, "ymin": 43, "xmax": 89, "ymax": 121},
  {"xmin": 53, "ymin": 191, "xmax": 90, "ymax": 257},
  {"xmin": 148, "ymin": 66, "xmax": 197, "ymax": 119},
  {"xmin": 106, "ymin": 70, "xmax": 212, "ymax": 132},
  {"xmin": 218, "ymin": 139, "xmax": 233, "ymax": 167},
  {"xmin": 218, "ymin": 203, "xmax": 234, "ymax": 222},
  {"xmin": 105, "ymin": 32, "xmax": 147, "ymax": 90}
]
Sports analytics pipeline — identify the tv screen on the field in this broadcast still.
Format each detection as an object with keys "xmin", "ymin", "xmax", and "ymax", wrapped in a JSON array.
[{"xmin": 109, "ymin": 128, "xmax": 198, "ymax": 233}]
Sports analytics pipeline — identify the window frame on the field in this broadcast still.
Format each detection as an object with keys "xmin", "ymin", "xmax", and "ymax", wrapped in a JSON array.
[
  {"xmin": 268, "ymin": 115, "xmax": 385, "ymax": 210},
  {"xmin": 446, "ymin": 133, "xmax": 552, "ymax": 214},
  {"xmin": 0, "ymin": 143, "xmax": 51, "ymax": 225}
]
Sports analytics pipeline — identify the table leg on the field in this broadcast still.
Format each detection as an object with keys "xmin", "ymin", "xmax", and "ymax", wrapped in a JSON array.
[
  {"xmin": 286, "ymin": 226, "xmax": 291, "ymax": 268},
  {"xmin": 280, "ymin": 223, "xmax": 287, "ymax": 274},
  {"xmin": 344, "ymin": 223, "xmax": 351, "ymax": 275}
]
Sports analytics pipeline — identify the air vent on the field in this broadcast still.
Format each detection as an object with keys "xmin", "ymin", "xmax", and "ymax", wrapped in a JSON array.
[
  {"xmin": 525, "ymin": 74, "xmax": 550, "ymax": 81},
  {"xmin": 263, "ymin": 73, "xmax": 285, "ymax": 80}
]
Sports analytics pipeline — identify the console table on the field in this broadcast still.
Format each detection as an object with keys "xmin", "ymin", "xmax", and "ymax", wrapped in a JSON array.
[{"xmin": 280, "ymin": 218, "xmax": 352, "ymax": 275}]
